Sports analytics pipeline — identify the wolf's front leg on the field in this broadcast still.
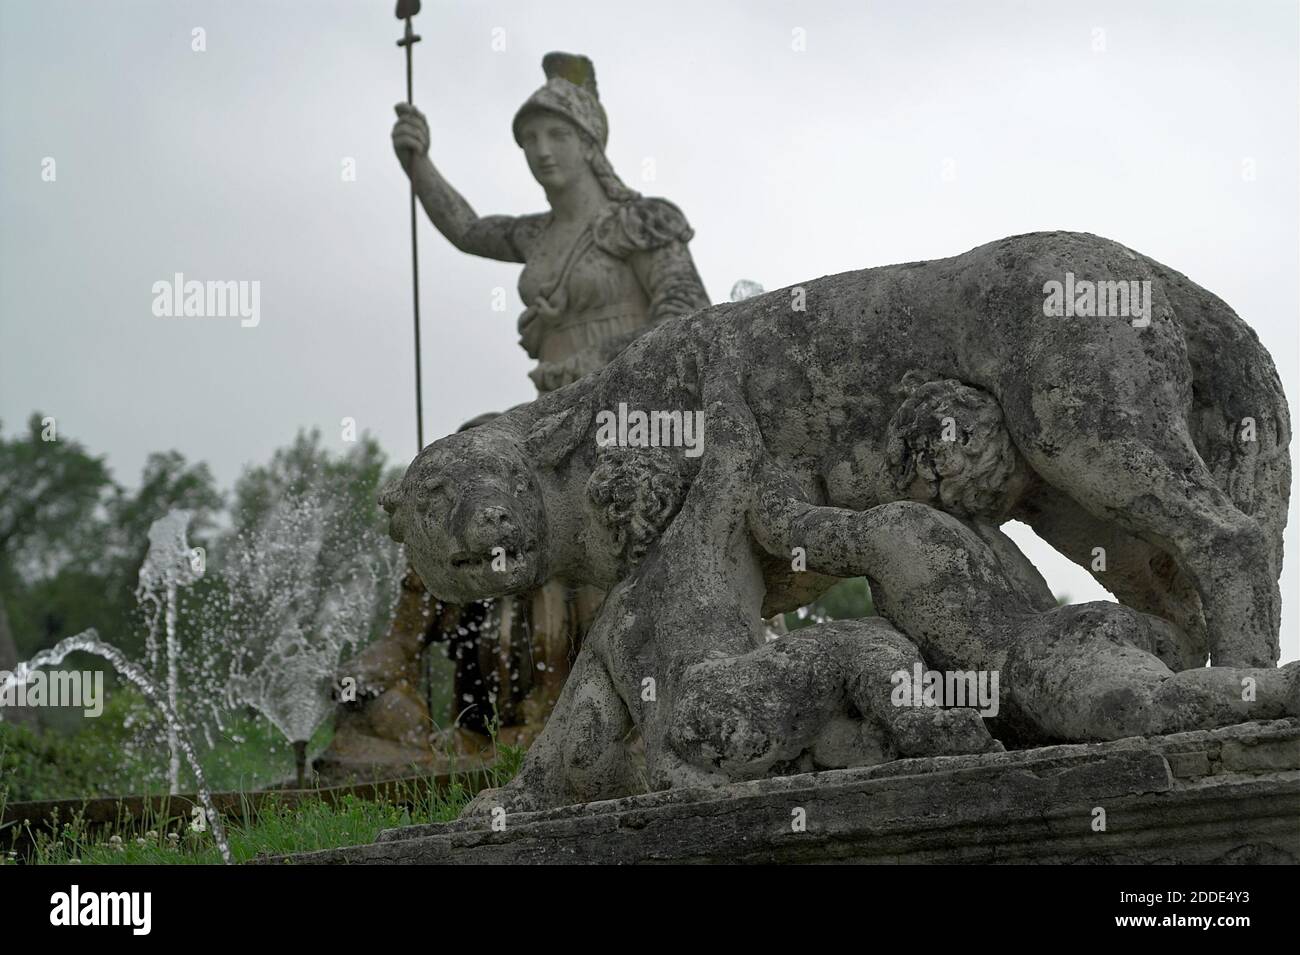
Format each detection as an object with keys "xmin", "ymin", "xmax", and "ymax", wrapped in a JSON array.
[{"xmin": 461, "ymin": 645, "xmax": 638, "ymax": 820}]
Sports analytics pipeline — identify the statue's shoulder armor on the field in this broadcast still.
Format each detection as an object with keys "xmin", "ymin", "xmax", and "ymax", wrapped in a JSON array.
[{"xmin": 592, "ymin": 196, "xmax": 695, "ymax": 258}]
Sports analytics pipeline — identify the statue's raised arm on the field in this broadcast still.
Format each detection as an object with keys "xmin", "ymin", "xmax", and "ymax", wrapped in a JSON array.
[
  {"xmin": 392, "ymin": 52, "xmax": 710, "ymax": 394},
  {"xmin": 391, "ymin": 103, "xmax": 520, "ymax": 260}
]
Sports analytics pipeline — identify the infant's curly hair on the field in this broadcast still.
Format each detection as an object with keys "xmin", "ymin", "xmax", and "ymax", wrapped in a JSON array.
[
  {"xmin": 885, "ymin": 373, "xmax": 1023, "ymax": 520},
  {"xmin": 585, "ymin": 445, "xmax": 689, "ymax": 571}
]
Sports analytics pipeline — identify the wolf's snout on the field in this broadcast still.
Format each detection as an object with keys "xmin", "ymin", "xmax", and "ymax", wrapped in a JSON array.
[
  {"xmin": 378, "ymin": 480, "xmax": 401, "ymax": 516},
  {"xmin": 464, "ymin": 505, "xmax": 517, "ymax": 549},
  {"xmin": 378, "ymin": 482, "xmax": 405, "ymax": 542}
]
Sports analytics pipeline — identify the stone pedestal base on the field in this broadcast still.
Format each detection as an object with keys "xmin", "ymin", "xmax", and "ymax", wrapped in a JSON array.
[{"xmin": 271, "ymin": 719, "xmax": 1299, "ymax": 864}]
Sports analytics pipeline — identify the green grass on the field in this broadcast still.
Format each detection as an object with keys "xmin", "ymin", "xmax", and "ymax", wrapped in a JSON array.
[
  {"xmin": 0, "ymin": 690, "xmax": 336, "ymax": 802},
  {"xmin": 1, "ymin": 682, "xmax": 527, "ymax": 864},
  {"xmin": 4, "ymin": 745, "xmax": 523, "ymax": 865}
]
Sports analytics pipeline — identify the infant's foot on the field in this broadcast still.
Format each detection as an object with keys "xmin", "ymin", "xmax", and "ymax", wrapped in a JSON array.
[{"xmin": 890, "ymin": 706, "xmax": 1000, "ymax": 757}]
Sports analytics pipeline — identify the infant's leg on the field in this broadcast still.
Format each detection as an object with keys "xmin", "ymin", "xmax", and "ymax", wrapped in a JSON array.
[
  {"xmin": 816, "ymin": 618, "xmax": 1000, "ymax": 758},
  {"xmin": 1006, "ymin": 602, "xmax": 1300, "ymax": 741},
  {"xmin": 667, "ymin": 619, "xmax": 998, "ymax": 780}
]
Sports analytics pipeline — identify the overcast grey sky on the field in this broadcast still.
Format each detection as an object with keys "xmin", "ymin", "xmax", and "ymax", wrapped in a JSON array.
[{"xmin": 2, "ymin": 0, "xmax": 1297, "ymax": 660}]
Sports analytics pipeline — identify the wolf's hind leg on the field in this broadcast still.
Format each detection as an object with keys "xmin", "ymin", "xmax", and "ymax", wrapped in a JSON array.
[{"xmin": 1006, "ymin": 371, "xmax": 1279, "ymax": 667}]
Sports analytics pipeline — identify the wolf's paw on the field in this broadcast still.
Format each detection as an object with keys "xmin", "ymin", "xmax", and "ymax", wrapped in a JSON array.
[{"xmin": 459, "ymin": 784, "xmax": 548, "ymax": 825}]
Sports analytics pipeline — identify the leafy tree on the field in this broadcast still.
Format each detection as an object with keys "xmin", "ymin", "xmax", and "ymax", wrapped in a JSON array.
[
  {"xmin": 0, "ymin": 415, "xmax": 114, "ymax": 669},
  {"xmin": 105, "ymin": 451, "xmax": 224, "ymax": 574},
  {"xmin": 0, "ymin": 414, "xmax": 112, "ymax": 581},
  {"xmin": 0, "ymin": 418, "xmax": 403, "ymax": 786},
  {"xmin": 98, "ymin": 452, "xmax": 225, "ymax": 661},
  {"xmin": 0, "ymin": 415, "xmax": 223, "ymax": 667},
  {"xmin": 226, "ymin": 429, "xmax": 395, "ymax": 541},
  {"xmin": 219, "ymin": 429, "xmax": 399, "ymax": 621},
  {"xmin": 218, "ymin": 427, "xmax": 401, "ymax": 641}
]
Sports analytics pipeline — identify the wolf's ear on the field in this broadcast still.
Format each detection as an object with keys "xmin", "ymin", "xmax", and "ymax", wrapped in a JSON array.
[{"xmin": 525, "ymin": 403, "xmax": 588, "ymax": 468}]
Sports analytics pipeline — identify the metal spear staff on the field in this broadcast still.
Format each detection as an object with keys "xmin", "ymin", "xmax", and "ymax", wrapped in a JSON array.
[
  {"xmin": 395, "ymin": 0, "xmax": 441, "ymax": 731},
  {"xmin": 396, "ymin": 0, "xmax": 424, "ymax": 451}
]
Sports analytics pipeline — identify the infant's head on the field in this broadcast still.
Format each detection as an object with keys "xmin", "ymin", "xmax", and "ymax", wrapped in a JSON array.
[{"xmin": 886, "ymin": 374, "xmax": 1030, "ymax": 521}]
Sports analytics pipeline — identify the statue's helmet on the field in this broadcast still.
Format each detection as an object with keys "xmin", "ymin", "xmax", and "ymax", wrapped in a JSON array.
[{"xmin": 512, "ymin": 52, "xmax": 608, "ymax": 149}]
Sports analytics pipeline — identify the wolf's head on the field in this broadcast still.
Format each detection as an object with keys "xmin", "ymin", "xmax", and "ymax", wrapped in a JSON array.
[{"xmin": 381, "ymin": 422, "xmax": 550, "ymax": 602}]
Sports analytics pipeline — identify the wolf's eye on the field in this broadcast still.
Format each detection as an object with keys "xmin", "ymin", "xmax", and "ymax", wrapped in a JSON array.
[{"xmin": 421, "ymin": 483, "xmax": 451, "ymax": 513}]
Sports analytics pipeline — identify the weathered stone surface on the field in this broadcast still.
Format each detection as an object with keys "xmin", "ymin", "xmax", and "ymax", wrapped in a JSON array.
[
  {"xmin": 384, "ymin": 231, "xmax": 1289, "ymax": 666},
  {"xmin": 266, "ymin": 720, "xmax": 1299, "ymax": 865},
  {"xmin": 377, "ymin": 231, "xmax": 1294, "ymax": 814},
  {"xmin": 1165, "ymin": 751, "xmax": 1212, "ymax": 779}
]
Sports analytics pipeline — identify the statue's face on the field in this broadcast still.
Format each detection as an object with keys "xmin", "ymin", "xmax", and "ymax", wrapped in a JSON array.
[
  {"xmin": 381, "ymin": 429, "xmax": 548, "ymax": 602},
  {"xmin": 518, "ymin": 112, "xmax": 590, "ymax": 191}
]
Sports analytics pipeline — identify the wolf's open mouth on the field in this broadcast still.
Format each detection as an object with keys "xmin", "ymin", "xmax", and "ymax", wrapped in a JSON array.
[{"xmin": 449, "ymin": 541, "xmax": 537, "ymax": 571}]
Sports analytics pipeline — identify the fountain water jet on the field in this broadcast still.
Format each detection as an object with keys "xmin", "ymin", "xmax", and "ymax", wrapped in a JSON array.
[
  {"xmin": 135, "ymin": 510, "xmax": 203, "ymax": 794},
  {"xmin": 1, "ymin": 628, "xmax": 232, "ymax": 863},
  {"xmin": 217, "ymin": 487, "xmax": 401, "ymax": 787}
]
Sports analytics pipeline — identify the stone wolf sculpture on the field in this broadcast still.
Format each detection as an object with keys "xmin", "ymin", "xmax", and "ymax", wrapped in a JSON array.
[
  {"xmin": 453, "ymin": 367, "xmax": 1296, "ymax": 814},
  {"xmin": 383, "ymin": 231, "xmax": 1290, "ymax": 672}
]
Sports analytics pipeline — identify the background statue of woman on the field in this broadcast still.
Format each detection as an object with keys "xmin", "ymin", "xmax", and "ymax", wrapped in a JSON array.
[
  {"xmin": 320, "ymin": 54, "xmax": 710, "ymax": 776},
  {"xmin": 391, "ymin": 51, "xmax": 710, "ymax": 391}
]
